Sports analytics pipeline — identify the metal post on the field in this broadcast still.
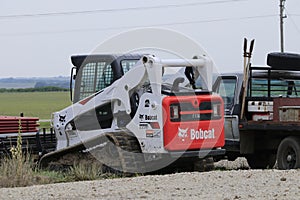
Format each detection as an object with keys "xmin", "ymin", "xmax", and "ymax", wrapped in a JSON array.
[{"xmin": 279, "ymin": 0, "xmax": 287, "ymax": 53}]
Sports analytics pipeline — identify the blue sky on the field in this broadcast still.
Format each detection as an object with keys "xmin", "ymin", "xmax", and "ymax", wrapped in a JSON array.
[{"xmin": 0, "ymin": 0, "xmax": 299, "ymax": 77}]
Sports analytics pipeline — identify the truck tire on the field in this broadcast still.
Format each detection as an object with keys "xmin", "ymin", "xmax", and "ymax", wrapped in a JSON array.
[
  {"xmin": 267, "ymin": 52, "xmax": 300, "ymax": 70},
  {"xmin": 246, "ymin": 152, "xmax": 276, "ymax": 169},
  {"xmin": 277, "ymin": 137, "xmax": 300, "ymax": 170}
]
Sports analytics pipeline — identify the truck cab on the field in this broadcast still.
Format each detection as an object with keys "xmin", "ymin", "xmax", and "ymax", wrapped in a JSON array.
[
  {"xmin": 213, "ymin": 52, "xmax": 300, "ymax": 169},
  {"xmin": 213, "ymin": 73, "xmax": 243, "ymax": 158}
]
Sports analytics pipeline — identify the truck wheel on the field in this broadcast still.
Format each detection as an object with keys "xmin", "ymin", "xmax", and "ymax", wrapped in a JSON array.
[
  {"xmin": 277, "ymin": 137, "xmax": 300, "ymax": 170},
  {"xmin": 246, "ymin": 152, "xmax": 276, "ymax": 169},
  {"xmin": 267, "ymin": 52, "xmax": 300, "ymax": 70}
]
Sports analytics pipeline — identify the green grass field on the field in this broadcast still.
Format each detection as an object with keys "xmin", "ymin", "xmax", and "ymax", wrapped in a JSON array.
[{"xmin": 0, "ymin": 92, "xmax": 71, "ymax": 119}]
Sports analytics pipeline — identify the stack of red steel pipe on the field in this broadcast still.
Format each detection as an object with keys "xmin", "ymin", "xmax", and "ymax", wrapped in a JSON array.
[{"xmin": 0, "ymin": 116, "xmax": 39, "ymax": 134}]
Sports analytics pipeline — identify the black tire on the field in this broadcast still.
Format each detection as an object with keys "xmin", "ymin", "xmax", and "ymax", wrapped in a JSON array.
[
  {"xmin": 277, "ymin": 137, "xmax": 300, "ymax": 170},
  {"xmin": 267, "ymin": 52, "xmax": 300, "ymax": 70},
  {"xmin": 246, "ymin": 152, "xmax": 276, "ymax": 169}
]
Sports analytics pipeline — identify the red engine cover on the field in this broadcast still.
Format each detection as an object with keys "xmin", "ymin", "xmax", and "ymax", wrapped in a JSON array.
[{"xmin": 162, "ymin": 95, "xmax": 224, "ymax": 151}]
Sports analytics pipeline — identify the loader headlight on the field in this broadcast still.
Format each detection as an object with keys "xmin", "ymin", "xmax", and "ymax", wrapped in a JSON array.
[
  {"xmin": 170, "ymin": 104, "xmax": 180, "ymax": 121},
  {"xmin": 65, "ymin": 123, "xmax": 73, "ymax": 132},
  {"xmin": 65, "ymin": 122, "xmax": 77, "ymax": 137},
  {"xmin": 212, "ymin": 102, "xmax": 222, "ymax": 119}
]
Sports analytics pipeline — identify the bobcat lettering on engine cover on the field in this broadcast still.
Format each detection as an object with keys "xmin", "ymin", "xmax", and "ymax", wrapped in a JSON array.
[
  {"xmin": 145, "ymin": 115, "xmax": 158, "ymax": 121},
  {"xmin": 190, "ymin": 128, "xmax": 215, "ymax": 140}
]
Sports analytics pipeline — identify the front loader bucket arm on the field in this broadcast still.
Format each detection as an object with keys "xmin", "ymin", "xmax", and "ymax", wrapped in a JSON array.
[{"xmin": 109, "ymin": 62, "xmax": 147, "ymax": 115}]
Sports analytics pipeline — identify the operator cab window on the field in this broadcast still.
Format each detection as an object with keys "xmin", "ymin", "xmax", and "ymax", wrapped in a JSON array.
[
  {"xmin": 79, "ymin": 62, "xmax": 113, "ymax": 100},
  {"xmin": 121, "ymin": 60, "xmax": 138, "ymax": 73},
  {"xmin": 96, "ymin": 63, "xmax": 113, "ymax": 91},
  {"xmin": 78, "ymin": 59, "xmax": 138, "ymax": 101}
]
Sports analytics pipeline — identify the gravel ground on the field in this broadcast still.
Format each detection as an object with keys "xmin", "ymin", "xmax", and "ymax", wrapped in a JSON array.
[{"xmin": 0, "ymin": 158, "xmax": 299, "ymax": 200}]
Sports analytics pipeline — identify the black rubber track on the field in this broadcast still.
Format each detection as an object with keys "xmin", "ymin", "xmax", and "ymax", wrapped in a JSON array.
[
  {"xmin": 39, "ymin": 131, "xmax": 145, "ymax": 175},
  {"xmin": 105, "ymin": 132, "xmax": 145, "ymax": 174}
]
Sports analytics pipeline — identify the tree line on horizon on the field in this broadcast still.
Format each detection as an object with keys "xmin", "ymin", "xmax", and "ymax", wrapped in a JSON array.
[{"xmin": 0, "ymin": 86, "xmax": 69, "ymax": 93}]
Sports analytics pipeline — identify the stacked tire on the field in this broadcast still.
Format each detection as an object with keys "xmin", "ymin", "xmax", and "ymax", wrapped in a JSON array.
[{"xmin": 267, "ymin": 52, "xmax": 300, "ymax": 70}]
